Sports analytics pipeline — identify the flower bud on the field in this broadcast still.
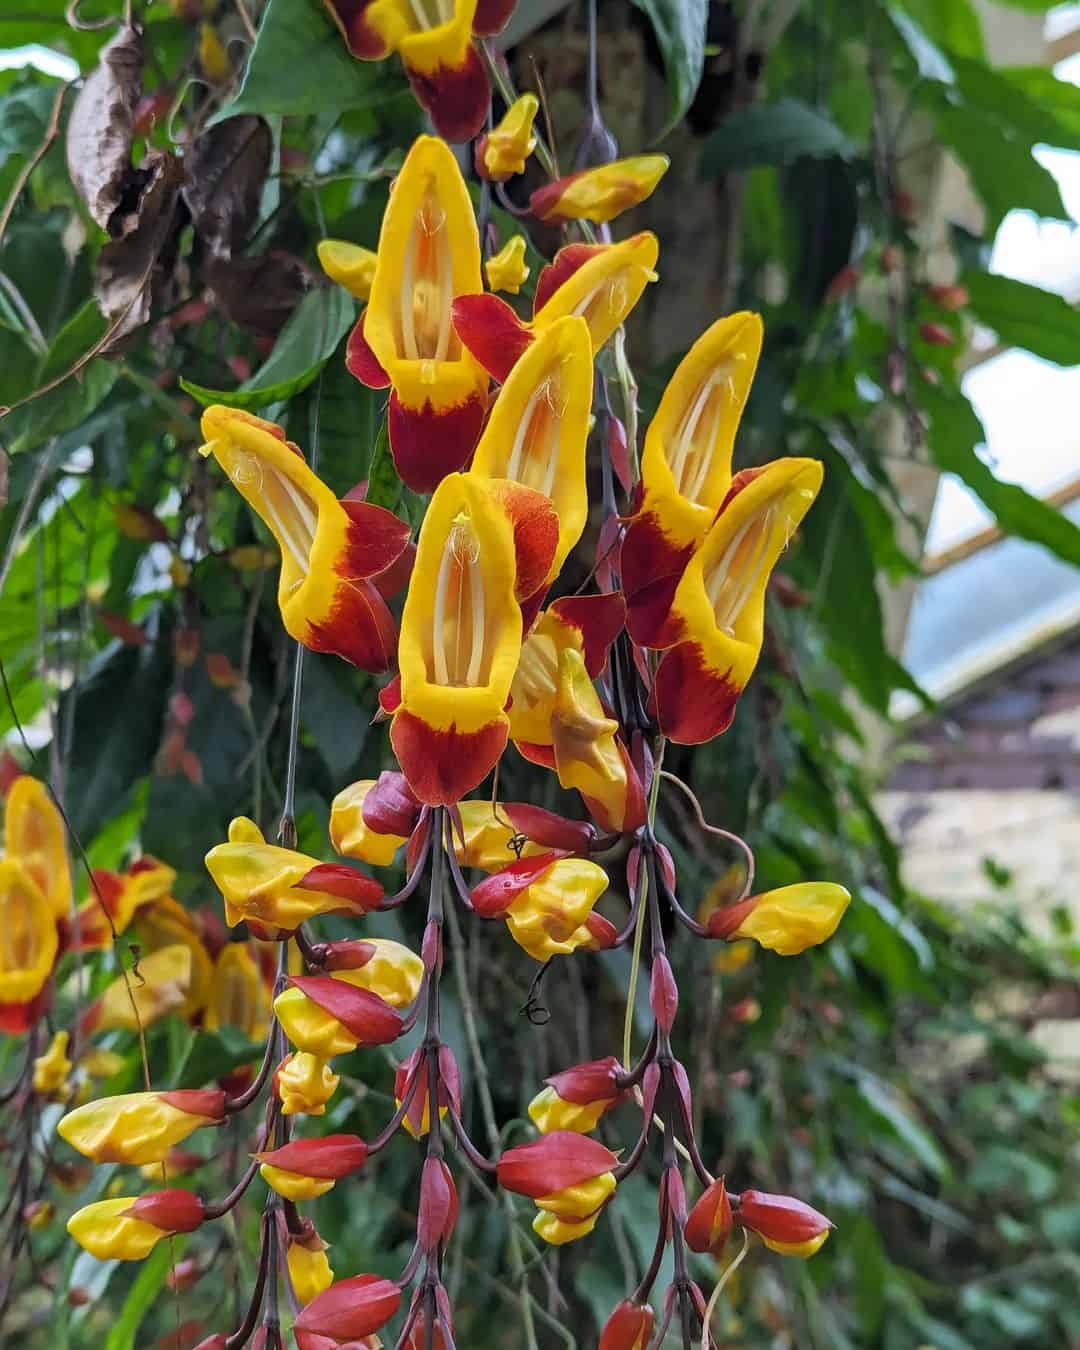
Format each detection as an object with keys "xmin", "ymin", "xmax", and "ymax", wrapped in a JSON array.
[
  {"xmin": 706, "ymin": 882, "xmax": 850, "ymax": 955},
  {"xmin": 330, "ymin": 775, "xmax": 419, "ymax": 866},
  {"xmin": 528, "ymin": 1056, "xmax": 623, "ymax": 1134},
  {"xmin": 255, "ymin": 1134, "xmax": 369, "ymax": 1201},
  {"xmin": 735, "ymin": 1188, "xmax": 833, "ymax": 1257},
  {"xmin": 33, "ymin": 1030, "xmax": 72, "ymax": 1098},
  {"xmin": 485, "ymin": 236, "xmax": 530, "ymax": 295},
  {"xmin": 317, "ymin": 240, "xmax": 378, "ymax": 302},
  {"xmin": 276, "ymin": 1052, "xmax": 340, "ymax": 1116},
  {"xmin": 293, "ymin": 1274, "xmax": 401, "ymax": 1345},
  {"xmin": 287, "ymin": 1223, "xmax": 334, "ymax": 1305},
  {"xmin": 599, "ymin": 1299, "xmax": 654, "ymax": 1349},
  {"xmin": 324, "ymin": 937, "xmax": 423, "ymax": 1008},
  {"xmin": 67, "ymin": 1190, "xmax": 204, "ymax": 1260},
  {"xmin": 649, "ymin": 954, "xmax": 678, "ymax": 1032},
  {"xmin": 472, "ymin": 855, "xmax": 609, "ymax": 962},
  {"xmin": 498, "ymin": 1131, "xmax": 617, "ymax": 1245},
  {"xmin": 274, "ymin": 977, "xmax": 402, "ymax": 1057},
  {"xmin": 684, "ymin": 1176, "xmax": 733, "ymax": 1254},
  {"xmin": 58, "ymin": 1090, "xmax": 225, "ymax": 1165},
  {"xmin": 418, "ymin": 1157, "xmax": 458, "ymax": 1251},
  {"xmin": 395, "ymin": 1045, "xmax": 461, "ymax": 1139},
  {"xmin": 530, "ymin": 156, "xmax": 669, "ymax": 225},
  {"xmin": 476, "ymin": 94, "xmax": 539, "ymax": 181}
]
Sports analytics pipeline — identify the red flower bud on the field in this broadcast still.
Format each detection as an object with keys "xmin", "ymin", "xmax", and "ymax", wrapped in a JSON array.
[
  {"xmin": 585, "ymin": 911, "xmax": 617, "ymax": 949},
  {"xmin": 293, "ymin": 1274, "xmax": 402, "ymax": 1344},
  {"xmin": 546, "ymin": 1057, "xmax": 621, "ymax": 1106},
  {"xmin": 295, "ymin": 864, "xmax": 383, "ymax": 911},
  {"xmin": 685, "ymin": 1176, "xmax": 733, "ymax": 1254},
  {"xmin": 253, "ymin": 1135, "xmax": 369, "ymax": 1180},
  {"xmin": 607, "ymin": 414, "xmax": 632, "ymax": 493},
  {"xmin": 736, "ymin": 1188, "xmax": 833, "ymax": 1253},
  {"xmin": 123, "ymin": 1189, "xmax": 204, "ymax": 1233},
  {"xmin": 497, "ymin": 1132, "xmax": 617, "ymax": 1199},
  {"xmin": 918, "ymin": 321, "xmax": 954, "ymax": 347},
  {"xmin": 288, "ymin": 977, "xmax": 402, "ymax": 1045},
  {"xmin": 166, "ymin": 1257, "xmax": 202, "ymax": 1291},
  {"xmin": 362, "ymin": 770, "xmax": 421, "ymax": 837},
  {"xmin": 191, "ymin": 1339, "xmax": 227, "ymax": 1350},
  {"xmin": 600, "ymin": 1299, "xmax": 655, "ymax": 1349},
  {"xmin": 503, "ymin": 803, "xmax": 596, "ymax": 854},
  {"xmin": 418, "ymin": 1157, "xmax": 458, "ymax": 1251},
  {"xmin": 320, "ymin": 940, "xmax": 377, "ymax": 971},
  {"xmin": 649, "ymin": 954, "xmax": 678, "ymax": 1032},
  {"xmin": 660, "ymin": 1164, "xmax": 687, "ymax": 1230}
]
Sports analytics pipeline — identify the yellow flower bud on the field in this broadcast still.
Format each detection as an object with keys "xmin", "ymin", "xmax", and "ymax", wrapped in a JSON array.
[
  {"xmin": 330, "ymin": 938, "xmax": 423, "ymax": 1009},
  {"xmin": 33, "ymin": 1030, "xmax": 72, "ymax": 1099},
  {"xmin": 276, "ymin": 1053, "xmax": 339, "ymax": 1117},
  {"xmin": 287, "ymin": 1238, "xmax": 334, "ymax": 1304},
  {"xmin": 478, "ymin": 94, "xmax": 539, "ymax": 180},
  {"xmin": 317, "ymin": 240, "xmax": 378, "ymax": 302},
  {"xmin": 530, "ymin": 155, "xmax": 670, "ymax": 225},
  {"xmin": 724, "ymin": 883, "xmax": 851, "ymax": 956},
  {"xmin": 58, "ymin": 1090, "xmax": 224, "ymax": 1165},
  {"xmin": 485, "ymin": 235, "xmax": 530, "ymax": 295}
]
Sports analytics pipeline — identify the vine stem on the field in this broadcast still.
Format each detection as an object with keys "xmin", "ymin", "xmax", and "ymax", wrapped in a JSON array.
[
  {"xmin": 699, "ymin": 1228, "xmax": 750, "ymax": 1349},
  {"xmin": 442, "ymin": 876, "xmax": 541, "ymax": 1350},
  {"xmin": 621, "ymin": 738, "xmax": 665, "ymax": 1070}
]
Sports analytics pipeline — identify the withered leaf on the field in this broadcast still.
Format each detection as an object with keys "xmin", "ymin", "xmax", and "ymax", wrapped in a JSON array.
[
  {"xmin": 204, "ymin": 251, "xmax": 311, "ymax": 337},
  {"xmin": 183, "ymin": 116, "xmax": 273, "ymax": 259},
  {"xmin": 65, "ymin": 24, "xmax": 145, "ymax": 237},
  {"xmin": 95, "ymin": 151, "xmax": 186, "ymax": 345}
]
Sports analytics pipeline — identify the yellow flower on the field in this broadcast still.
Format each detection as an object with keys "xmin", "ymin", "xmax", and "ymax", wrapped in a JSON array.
[
  {"xmin": 318, "ymin": 239, "xmax": 378, "ymax": 301},
  {"xmin": 33, "ymin": 1030, "xmax": 72, "ymax": 1099},
  {"xmin": 502, "ymin": 857, "xmax": 609, "ymax": 962},
  {"xmin": 451, "ymin": 801, "xmax": 546, "ymax": 872},
  {"xmin": 708, "ymin": 883, "xmax": 851, "ymax": 956},
  {"xmin": 4, "ymin": 775, "xmax": 71, "ymax": 920},
  {"xmin": 288, "ymin": 1237, "xmax": 334, "ymax": 1304},
  {"xmin": 477, "ymin": 94, "xmax": 539, "ymax": 180},
  {"xmin": 485, "ymin": 234, "xmax": 530, "ymax": 294},
  {"xmin": 134, "ymin": 897, "xmax": 214, "ymax": 1021},
  {"xmin": 276, "ymin": 1052, "xmax": 339, "ymax": 1117},
  {"xmin": 531, "ymin": 156, "xmax": 669, "ymax": 225},
  {"xmin": 528, "ymin": 1088, "xmax": 606, "ymax": 1135},
  {"xmin": 204, "ymin": 942, "xmax": 271, "ymax": 1041},
  {"xmin": 533, "ymin": 1173, "xmax": 616, "ymax": 1245},
  {"xmin": 93, "ymin": 944, "xmax": 193, "ymax": 1033},
  {"xmin": 330, "ymin": 780, "xmax": 409, "ymax": 867},
  {"xmin": 330, "ymin": 938, "xmax": 423, "ymax": 1008},
  {"xmin": 58, "ymin": 1090, "xmax": 225, "ymax": 1165},
  {"xmin": 0, "ymin": 859, "xmax": 58, "ymax": 1011},
  {"xmin": 67, "ymin": 1191, "xmax": 204, "ymax": 1261}
]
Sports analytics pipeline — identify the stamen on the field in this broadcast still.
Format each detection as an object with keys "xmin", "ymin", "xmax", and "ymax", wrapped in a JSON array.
[
  {"xmin": 670, "ymin": 365, "xmax": 731, "ymax": 501},
  {"xmin": 434, "ymin": 222, "xmax": 452, "ymax": 363},
  {"xmin": 432, "ymin": 539, "xmax": 454, "ymax": 686},
  {"xmin": 465, "ymin": 538, "xmax": 485, "ymax": 687},
  {"xmin": 707, "ymin": 504, "xmax": 777, "ymax": 635},
  {"xmin": 400, "ymin": 227, "xmax": 419, "ymax": 361}
]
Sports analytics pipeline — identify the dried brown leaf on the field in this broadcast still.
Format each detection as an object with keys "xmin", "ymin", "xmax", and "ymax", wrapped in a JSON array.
[
  {"xmin": 183, "ymin": 116, "xmax": 272, "ymax": 259},
  {"xmin": 65, "ymin": 23, "xmax": 145, "ymax": 237},
  {"xmin": 204, "ymin": 251, "xmax": 311, "ymax": 337}
]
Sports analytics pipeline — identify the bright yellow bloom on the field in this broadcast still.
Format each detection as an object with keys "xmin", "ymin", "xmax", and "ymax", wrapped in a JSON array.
[
  {"xmin": 277, "ymin": 1052, "xmax": 339, "ymax": 1117},
  {"xmin": 205, "ymin": 943, "xmax": 271, "ymax": 1040},
  {"xmin": 478, "ymin": 94, "xmax": 539, "ymax": 180},
  {"xmin": 712, "ymin": 883, "xmax": 851, "ymax": 956},
  {"xmin": 330, "ymin": 780, "xmax": 408, "ymax": 867},
  {"xmin": 533, "ymin": 1172, "xmax": 616, "ymax": 1245},
  {"xmin": 260, "ymin": 1163, "xmax": 335, "ymax": 1202},
  {"xmin": 288, "ymin": 1239, "xmax": 334, "ymax": 1304},
  {"xmin": 68, "ymin": 1198, "xmax": 171, "ymax": 1261},
  {"xmin": 762, "ymin": 1231, "xmax": 831, "ymax": 1257},
  {"xmin": 392, "ymin": 474, "xmax": 524, "ymax": 806},
  {"xmin": 135, "ymin": 897, "xmax": 213, "ymax": 1021},
  {"xmin": 330, "ymin": 938, "xmax": 423, "ymax": 1008},
  {"xmin": 33, "ymin": 1030, "xmax": 72, "ymax": 1099},
  {"xmin": 504, "ymin": 857, "xmax": 608, "ymax": 962},
  {"xmin": 318, "ymin": 239, "xmax": 378, "ymax": 301},
  {"xmin": 451, "ymin": 801, "xmax": 545, "ymax": 872},
  {"xmin": 205, "ymin": 816, "xmax": 382, "ymax": 937},
  {"xmin": 94, "ymin": 944, "xmax": 193, "ymax": 1033},
  {"xmin": 528, "ymin": 1087, "xmax": 607, "ymax": 1135},
  {"xmin": 531, "ymin": 155, "xmax": 669, "ymax": 225},
  {"xmin": 81, "ymin": 1048, "xmax": 126, "ymax": 1080},
  {"xmin": 485, "ymin": 234, "xmax": 530, "ymax": 294},
  {"xmin": 58, "ymin": 1090, "xmax": 225, "ymax": 1165},
  {"xmin": 471, "ymin": 316, "xmax": 592, "ymax": 591},
  {"xmin": 0, "ymin": 859, "xmax": 58, "ymax": 1008},
  {"xmin": 4, "ymin": 775, "xmax": 71, "ymax": 919}
]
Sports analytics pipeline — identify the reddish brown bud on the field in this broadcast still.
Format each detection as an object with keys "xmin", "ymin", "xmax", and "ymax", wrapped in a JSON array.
[
  {"xmin": 320, "ymin": 940, "xmax": 377, "ymax": 972},
  {"xmin": 497, "ymin": 1132, "xmax": 617, "ymax": 1199},
  {"xmin": 253, "ymin": 1135, "xmax": 369, "ymax": 1179},
  {"xmin": 503, "ymin": 802, "xmax": 595, "ymax": 854},
  {"xmin": 824, "ymin": 263, "xmax": 859, "ymax": 302},
  {"xmin": 293, "ymin": 1274, "xmax": 402, "ymax": 1343},
  {"xmin": 736, "ymin": 1189, "xmax": 833, "ymax": 1253},
  {"xmin": 585, "ymin": 912, "xmax": 618, "ymax": 949},
  {"xmin": 418, "ymin": 1157, "xmax": 458, "ymax": 1250},
  {"xmin": 600, "ymin": 1299, "xmax": 655, "ymax": 1348},
  {"xmin": 546, "ymin": 1057, "xmax": 621, "ymax": 1106},
  {"xmin": 607, "ymin": 414, "xmax": 632, "ymax": 493},
  {"xmin": 296, "ymin": 864, "xmax": 383, "ymax": 910},
  {"xmin": 124, "ymin": 1189, "xmax": 205, "ymax": 1233},
  {"xmin": 919, "ymin": 321, "xmax": 955, "ymax": 346},
  {"xmin": 649, "ymin": 954, "xmax": 678, "ymax": 1032},
  {"xmin": 685, "ymin": 1176, "xmax": 733, "ymax": 1254},
  {"xmin": 361, "ymin": 770, "xmax": 421, "ymax": 837},
  {"xmin": 660, "ymin": 1164, "xmax": 687, "ymax": 1229}
]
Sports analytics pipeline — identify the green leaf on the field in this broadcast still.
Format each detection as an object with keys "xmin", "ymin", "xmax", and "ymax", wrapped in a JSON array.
[
  {"xmin": 701, "ymin": 98, "xmax": 852, "ymax": 175},
  {"xmin": 953, "ymin": 57, "xmax": 1080, "ymax": 150},
  {"xmin": 918, "ymin": 378, "xmax": 1080, "ymax": 566},
  {"xmin": 856, "ymin": 1075, "xmax": 949, "ymax": 1177},
  {"xmin": 892, "ymin": 0, "xmax": 984, "ymax": 59},
  {"xmin": 173, "ymin": 1026, "xmax": 262, "ymax": 1090},
  {"xmin": 104, "ymin": 1237, "xmax": 186, "ymax": 1350},
  {"xmin": 221, "ymin": 0, "xmax": 400, "ymax": 119},
  {"xmin": 889, "ymin": 8, "xmax": 955, "ymax": 83},
  {"xmin": 365, "ymin": 419, "xmax": 401, "ymax": 513},
  {"xmin": 993, "ymin": 66, "xmax": 1080, "ymax": 141},
  {"xmin": 962, "ymin": 271, "xmax": 1080, "ymax": 366},
  {"xmin": 630, "ymin": 0, "xmax": 707, "ymax": 138},
  {"xmin": 301, "ymin": 651, "xmax": 371, "ymax": 782},
  {"xmin": 181, "ymin": 286, "xmax": 354, "ymax": 411}
]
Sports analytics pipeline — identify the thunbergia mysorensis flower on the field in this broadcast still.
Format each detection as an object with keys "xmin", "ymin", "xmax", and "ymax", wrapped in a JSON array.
[
  {"xmin": 276, "ymin": 1051, "xmax": 340, "ymax": 1116},
  {"xmin": 707, "ymin": 881, "xmax": 852, "ymax": 955},
  {"xmin": 58, "ymin": 1090, "xmax": 226, "ymax": 1165},
  {"xmin": 734, "ymin": 1189, "xmax": 834, "ymax": 1257},
  {"xmin": 0, "ymin": 859, "xmax": 57, "ymax": 1031},
  {"xmin": 317, "ymin": 237, "xmax": 377, "ymax": 300},
  {"xmin": 331, "ymin": 772, "xmax": 421, "ymax": 867},
  {"xmin": 287, "ymin": 1222, "xmax": 335, "ymax": 1305},
  {"xmin": 273, "ymin": 975, "xmax": 403, "ymax": 1056},
  {"xmin": 600, "ymin": 1300, "xmax": 656, "ymax": 1349},
  {"xmin": 200, "ymin": 406, "xmax": 409, "ymax": 672},
  {"xmin": 453, "ymin": 232, "xmax": 660, "ymax": 383},
  {"xmin": 471, "ymin": 853, "xmax": 610, "ymax": 961},
  {"xmin": 293, "ymin": 1272, "xmax": 402, "ymax": 1345},
  {"xmin": 476, "ymin": 93, "xmax": 539, "ymax": 180},
  {"xmin": 530, "ymin": 155, "xmax": 670, "ymax": 225},
  {"xmin": 70, "ymin": 854, "xmax": 175, "ymax": 949},
  {"xmin": 254, "ymin": 1134, "xmax": 369, "ymax": 1200},
  {"xmin": 3, "ymin": 774, "xmax": 71, "ymax": 919},
  {"xmin": 529, "ymin": 1057, "xmax": 625, "ymax": 1134},
  {"xmin": 324, "ymin": 0, "xmax": 514, "ymax": 143},
  {"xmin": 67, "ymin": 1191, "xmax": 205, "ymax": 1260},
  {"xmin": 392, "ymin": 472, "xmax": 555, "ymax": 805},
  {"xmin": 497, "ymin": 1131, "xmax": 618, "ymax": 1245},
  {"xmin": 346, "ymin": 136, "xmax": 489, "ymax": 492},
  {"xmin": 205, "ymin": 816, "xmax": 383, "ymax": 938},
  {"xmin": 622, "ymin": 312, "xmax": 763, "ymax": 645},
  {"xmin": 649, "ymin": 456, "xmax": 824, "ymax": 743},
  {"xmin": 471, "ymin": 315, "xmax": 592, "ymax": 612}
]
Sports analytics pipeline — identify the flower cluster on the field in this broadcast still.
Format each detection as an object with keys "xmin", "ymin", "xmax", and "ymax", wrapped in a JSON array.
[{"xmin": 18, "ymin": 15, "xmax": 857, "ymax": 1346}]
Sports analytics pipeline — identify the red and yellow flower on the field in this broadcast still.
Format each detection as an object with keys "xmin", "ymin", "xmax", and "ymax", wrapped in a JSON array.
[
  {"xmin": 276, "ymin": 1052, "xmax": 340, "ymax": 1117},
  {"xmin": 294, "ymin": 1272, "xmax": 402, "ymax": 1347},
  {"xmin": 205, "ymin": 817, "xmax": 383, "ymax": 939},
  {"xmin": 330, "ymin": 774, "xmax": 420, "ymax": 867},
  {"xmin": 392, "ymin": 473, "xmax": 552, "ymax": 805},
  {"xmin": 471, "ymin": 853, "xmax": 610, "ymax": 962},
  {"xmin": 58, "ymin": 1089, "xmax": 226, "ymax": 1165},
  {"xmin": 476, "ymin": 94, "xmax": 539, "ymax": 180},
  {"xmin": 454, "ymin": 232, "xmax": 659, "ymax": 384},
  {"xmin": 321, "ymin": 937, "xmax": 424, "ymax": 1007},
  {"xmin": 735, "ymin": 1188, "xmax": 833, "ymax": 1257},
  {"xmin": 274, "ymin": 975, "xmax": 402, "ymax": 1057},
  {"xmin": 346, "ymin": 136, "xmax": 489, "ymax": 491},
  {"xmin": 394, "ymin": 1044, "xmax": 461, "ymax": 1139},
  {"xmin": 72, "ymin": 855, "xmax": 175, "ymax": 949},
  {"xmin": 204, "ymin": 942, "xmax": 272, "ymax": 1041},
  {"xmin": 67, "ymin": 1190, "xmax": 205, "ymax": 1260},
  {"xmin": 706, "ymin": 881, "xmax": 850, "ymax": 955},
  {"xmin": 497, "ymin": 1131, "xmax": 617, "ymax": 1245},
  {"xmin": 530, "ymin": 155, "xmax": 669, "ymax": 225},
  {"xmin": 200, "ymin": 407, "xmax": 409, "ymax": 672},
  {"xmin": 0, "ymin": 860, "xmax": 58, "ymax": 1031},
  {"xmin": 599, "ymin": 1300, "xmax": 655, "ymax": 1349},
  {"xmin": 528, "ymin": 1056, "xmax": 624, "ymax": 1134},
  {"xmin": 684, "ymin": 1175, "xmax": 733, "ymax": 1255},
  {"xmin": 4, "ymin": 774, "xmax": 71, "ymax": 919},
  {"xmin": 324, "ymin": 0, "xmax": 514, "ymax": 143},
  {"xmin": 649, "ymin": 457, "xmax": 823, "ymax": 743},
  {"xmin": 85, "ymin": 943, "xmax": 194, "ymax": 1034},
  {"xmin": 287, "ymin": 1223, "xmax": 335, "ymax": 1305},
  {"xmin": 621, "ymin": 312, "xmax": 763, "ymax": 645},
  {"xmin": 255, "ymin": 1134, "xmax": 369, "ymax": 1201}
]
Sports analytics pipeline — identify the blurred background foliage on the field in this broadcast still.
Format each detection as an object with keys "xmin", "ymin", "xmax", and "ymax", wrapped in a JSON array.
[{"xmin": 1, "ymin": 0, "xmax": 1079, "ymax": 1346}]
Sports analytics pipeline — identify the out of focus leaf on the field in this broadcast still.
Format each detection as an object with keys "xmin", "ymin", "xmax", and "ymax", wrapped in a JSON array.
[
  {"xmin": 104, "ymin": 1238, "xmax": 186, "ymax": 1350},
  {"xmin": 630, "ymin": 0, "xmax": 707, "ymax": 137},
  {"xmin": 701, "ymin": 98, "xmax": 852, "ymax": 175},
  {"xmin": 173, "ymin": 1027, "xmax": 261, "ymax": 1090},
  {"xmin": 962, "ymin": 271, "xmax": 1080, "ymax": 366}
]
